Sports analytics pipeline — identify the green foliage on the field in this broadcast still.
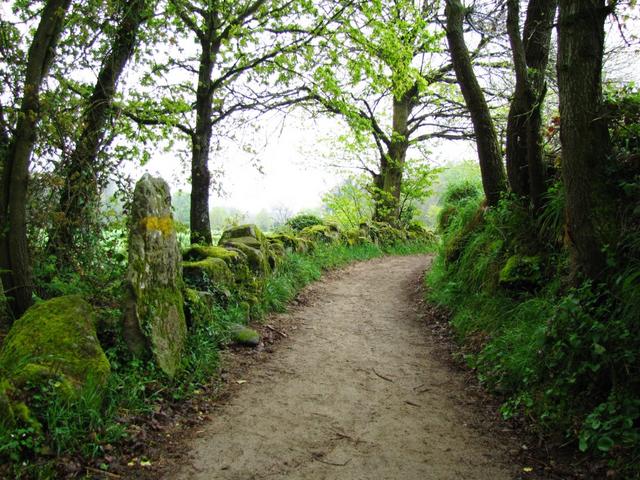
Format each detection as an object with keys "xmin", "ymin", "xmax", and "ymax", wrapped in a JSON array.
[
  {"xmin": 605, "ymin": 84, "xmax": 640, "ymax": 158},
  {"xmin": 427, "ymin": 181, "xmax": 640, "ymax": 468},
  {"xmin": 285, "ymin": 214, "xmax": 325, "ymax": 232},
  {"xmin": 398, "ymin": 161, "xmax": 440, "ymax": 226},
  {"xmin": 322, "ymin": 176, "xmax": 374, "ymax": 229}
]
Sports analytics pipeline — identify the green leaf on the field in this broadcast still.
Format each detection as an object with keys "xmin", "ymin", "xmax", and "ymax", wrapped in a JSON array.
[
  {"xmin": 578, "ymin": 435, "xmax": 589, "ymax": 452},
  {"xmin": 596, "ymin": 436, "xmax": 614, "ymax": 452}
]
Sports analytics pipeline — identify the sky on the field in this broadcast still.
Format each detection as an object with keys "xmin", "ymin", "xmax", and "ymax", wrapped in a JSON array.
[{"xmin": 139, "ymin": 110, "xmax": 476, "ymax": 215}]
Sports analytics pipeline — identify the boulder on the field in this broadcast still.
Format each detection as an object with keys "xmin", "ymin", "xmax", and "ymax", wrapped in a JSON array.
[
  {"xmin": 300, "ymin": 224, "xmax": 341, "ymax": 244},
  {"xmin": 230, "ymin": 324, "xmax": 260, "ymax": 347},
  {"xmin": 123, "ymin": 174, "xmax": 186, "ymax": 377},
  {"xmin": 267, "ymin": 234, "xmax": 310, "ymax": 253},
  {"xmin": 219, "ymin": 224, "xmax": 266, "ymax": 247},
  {"xmin": 218, "ymin": 224, "xmax": 271, "ymax": 275},
  {"xmin": 0, "ymin": 295, "xmax": 110, "ymax": 391},
  {"xmin": 224, "ymin": 241, "xmax": 269, "ymax": 275},
  {"xmin": 365, "ymin": 222, "xmax": 407, "ymax": 246},
  {"xmin": 183, "ymin": 257, "xmax": 234, "ymax": 292}
]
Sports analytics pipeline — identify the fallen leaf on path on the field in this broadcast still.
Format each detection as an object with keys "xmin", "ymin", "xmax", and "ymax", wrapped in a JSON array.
[{"xmin": 235, "ymin": 380, "xmax": 247, "ymax": 384}]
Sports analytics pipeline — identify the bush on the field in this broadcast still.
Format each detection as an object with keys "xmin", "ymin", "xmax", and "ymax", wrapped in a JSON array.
[{"xmin": 285, "ymin": 214, "xmax": 324, "ymax": 232}]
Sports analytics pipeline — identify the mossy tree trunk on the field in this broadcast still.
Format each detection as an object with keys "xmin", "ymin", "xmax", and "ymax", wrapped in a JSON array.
[
  {"xmin": 47, "ymin": 0, "xmax": 152, "ymax": 265},
  {"xmin": 444, "ymin": 0, "xmax": 507, "ymax": 207},
  {"xmin": 557, "ymin": 0, "xmax": 614, "ymax": 281},
  {"xmin": 0, "ymin": 0, "xmax": 72, "ymax": 318},
  {"xmin": 373, "ymin": 94, "xmax": 413, "ymax": 225},
  {"xmin": 505, "ymin": 0, "xmax": 557, "ymax": 209}
]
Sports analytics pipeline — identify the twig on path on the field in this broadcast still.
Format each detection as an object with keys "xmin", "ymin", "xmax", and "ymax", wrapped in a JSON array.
[
  {"xmin": 312, "ymin": 455, "xmax": 352, "ymax": 467},
  {"xmin": 85, "ymin": 467, "xmax": 122, "ymax": 478},
  {"xmin": 266, "ymin": 324, "xmax": 288, "ymax": 338},
  {"xmin": 405, "ymin": 400, "xmax": 421, "ymax": 407},
  {"xmin": 331, "ymin": 429, "xmax": 359, "ymax": 443},
  {"xmin": 372, "ymin": 368, "xmax": 394, "ymax": 382}
]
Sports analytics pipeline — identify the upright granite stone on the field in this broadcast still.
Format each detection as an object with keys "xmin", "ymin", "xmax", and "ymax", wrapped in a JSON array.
[{"xmin": 123, "ymin": 174, "xmax": 186, "ymax": 377}]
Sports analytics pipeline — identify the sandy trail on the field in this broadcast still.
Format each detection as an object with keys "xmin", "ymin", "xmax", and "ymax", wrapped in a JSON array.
[{"xmin": 172, "ymin": 255, "xmax": 516, "ymax": 480}]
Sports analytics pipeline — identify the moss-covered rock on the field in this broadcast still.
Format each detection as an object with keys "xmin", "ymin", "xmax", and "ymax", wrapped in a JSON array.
[
  {"xmin": 300, "ymin": 224, "xmax": 341, "ymax": 244},
  {"xmin": 365, "ymin": 222, "xmax": 407, "ymax": 246},
  {"xmin": 406, "ymin": 222, "xmax": 436, "ymax": 243},
  {"xmin": 183, "ymin": 244, "xmax": 244, "ymax": 265},
  {"xmin": 0, "ymin": 379, "xmax": 40, "ymax": 430},
  {"xmin": 266, "ymin": 240, "xmax": 285, "ymax": 269},
  {"xmin": 340, "ymin": 228, "xmax": 370, "ymax": 246},
  {"xmin": 219, "ymin": 224, "xmax": 266, "ymax": 245},
  {"xmin": 183, "ymin": 288, "xmax": 222, "ymax": 328},
  {"xmin": 267, "ymin": 234, "xmax": 310, "ymax": 253},
  {"xmin": 0, "ymin": 296, "xmax": 110, "ymax": 391},
  {"xmin": 499, "ymin": 255, "xmax": 543, "ymax": 290},
  {"xmin": 123, "ymin": 174, "xmax": 186, "ymax": 377},
  {"xmin": 183, "ymin": 257, "xmax": 234, "ymax": 291},
  {"xmin": 230, "ymin": 324, "xmax": 260, "ymax": 347},
  {"xmin": 223, "ymin": 241, "xmax": 270, "ymax": 275}
]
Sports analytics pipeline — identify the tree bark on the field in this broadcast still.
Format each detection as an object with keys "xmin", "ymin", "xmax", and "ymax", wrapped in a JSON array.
[
  {"xmin": 506, "ymin": 0, "xmax": 556, "ymax": 208},
  {"xmin": 373, "ymin": 94, "xmax": 412, "ymax": 225},
  {"xmin": 0, "ymin": 0, "xmax": 72, "ymax": 318},
  {"xmin": 444, "ymin": 0, "xmax": 507, "ymax": 207},
  {"xmin": 47, "ymin": 0, "xmax": 150, "ymax": 263},
  {"xmin": 557, "ymin": 0, "xmax": 613, "ymax": 281},
  {"xmin": 190, "ymin": 31, "xmax": 217, "ymax": 246}
]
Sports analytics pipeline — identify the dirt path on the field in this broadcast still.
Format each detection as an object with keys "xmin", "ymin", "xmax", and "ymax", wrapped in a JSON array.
[{"xmin": 172, "ymin": 255, "xmax": 517, "ymax": 480}]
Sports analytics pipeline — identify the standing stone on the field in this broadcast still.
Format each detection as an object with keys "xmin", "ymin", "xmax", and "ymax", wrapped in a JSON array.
[{"xmin": 123, "ymin": 174, "xmax": 186, "ymax": 376}]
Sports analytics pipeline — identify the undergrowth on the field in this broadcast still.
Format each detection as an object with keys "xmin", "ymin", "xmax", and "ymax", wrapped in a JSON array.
[{"xmin": 426, "ymin": 180, "xmax": 640, "ymax": 476}]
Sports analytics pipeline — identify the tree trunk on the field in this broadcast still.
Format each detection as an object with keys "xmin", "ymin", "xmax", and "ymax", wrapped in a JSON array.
[
  {"xmin": 373, "ymin": 96, "xmax": 411, "ymax": 225},
  {"xmin": 444, "ymin": 0, "xmax": 507, "ymax": 207},
  {"xmin": 0, "ymin": 0, "xmax": 72, "ymax": 318},
  {"xmin": 190, "ymin": 35, "xmax": 215, "ymax": 246},
  {"xmin": 506, "ymin": 0, "xmax": 556, "ymax": 208},
  {"xmin": 557, "ymin": 0, "xmax": 613, "ymax": 281},
  {"xmin": 47, "ymin": 0, "xmax": 150, "ymax": 264}
]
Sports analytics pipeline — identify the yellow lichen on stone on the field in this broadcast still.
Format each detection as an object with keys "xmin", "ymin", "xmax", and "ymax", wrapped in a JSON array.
[{"xmin": 140, "ymin": 215, "xmax": 174, "ymax": 236}]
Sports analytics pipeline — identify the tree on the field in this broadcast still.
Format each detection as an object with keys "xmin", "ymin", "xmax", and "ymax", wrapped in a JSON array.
[
  {"xmin": 397, "ymin": 160, "xmax": 439, "ymax": 225},
  {"xmin": 127, "ymin": 0, "xmax": 335, "ymax": 245},
  {"xmin": 505, "ymin": 0, "xmax": 557, "ymax": 209},
  {"xmin": 0, "ymin": 0, "xmax": 73, "ymax": 317},
  {"xmin": 322, "ymin": 176, "xmax": 374, "ymax": 229},
  {"xmin": 444, "ymin": 0, "xmax": 507, "ymax": 207},
  {"xmin": 46, "ymin": 0, "xmax": 154, "ymax": 264},
  {"xmin": 557, "ymin": 0, "xmax": 615, "ymax": 280},
  {"xmin": 301, "ymin": 0, "xmax": 475, "ymax": 225}
]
